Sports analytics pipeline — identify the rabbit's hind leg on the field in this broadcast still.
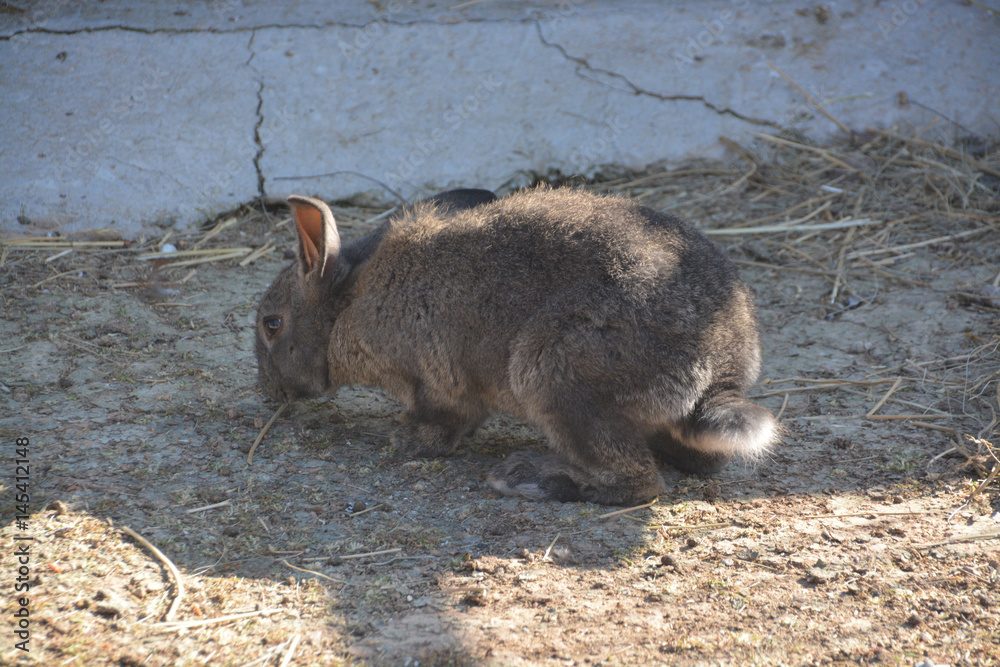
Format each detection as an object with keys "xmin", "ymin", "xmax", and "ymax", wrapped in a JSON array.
[
  {"xmin": 649, "ymin": 429, "xmax": 731, "ymax": 474},
  {"xmin": 488, "ymin": 413, "xmax": 665, "ymax": 505}
]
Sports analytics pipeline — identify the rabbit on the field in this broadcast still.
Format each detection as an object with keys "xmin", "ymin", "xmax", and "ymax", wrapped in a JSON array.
[{"xmin": 255, "ymin": 186, "xmax": 778, "ymax": 505}]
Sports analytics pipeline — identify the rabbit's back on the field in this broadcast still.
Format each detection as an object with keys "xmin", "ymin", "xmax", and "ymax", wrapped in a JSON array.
[
  {"xmin": 334, "ymin": 188, "xmax": 759, "ymax": 415},
  {"xmin": 365, "ymin": 188, "xmax": 740, "ymax": 320}
]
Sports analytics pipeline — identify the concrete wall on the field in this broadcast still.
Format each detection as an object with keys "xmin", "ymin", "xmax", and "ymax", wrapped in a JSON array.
[{"xmin": 1, "ymin": 1, "xmax": 997, "ymax": 235}]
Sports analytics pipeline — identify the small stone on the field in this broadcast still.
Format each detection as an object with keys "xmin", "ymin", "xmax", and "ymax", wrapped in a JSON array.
[
  {"xmin": 954, "ymin": 606, "xmax": 976, "ymax": 619},
  {"xmin": 116, "ymin": 650, "xmax": 147, "ymax": 667},
  {"xmin": 806, "ymin": 567, "xmax": 835, "ymax": 584},
  {"xmin": 93, "ymin": 589, "xmax": 130, "ymax": 617},
  {"xmin": 686, "ymin": 537, "xmax": 699, "ymax": 548},
  {"xmin": 50, "ymin": 618, "xmax": 73, "ymax": 634},
  {"xmin": 660, "ymin": 554, "xmax": 680, "ymax": 569},
  {"xmin": 906, "ymin": 613, "xmax": 924, "ymax": 627},
  {"xmin": 822, "ymin": 529, "xmax": 846, "ymax": 543},
  {"xmin": 462, "ymin": 587, "xmax": 487, "ymax": 606},
  {"xmin": 47, "ymin": 500, "xmax": 68, "ymax": 515}
]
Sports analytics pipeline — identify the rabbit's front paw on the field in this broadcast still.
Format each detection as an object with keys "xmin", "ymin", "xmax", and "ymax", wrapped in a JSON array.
[{"xmin": 390, "ymin": 421, "xmax": 462, "ymax": 458}]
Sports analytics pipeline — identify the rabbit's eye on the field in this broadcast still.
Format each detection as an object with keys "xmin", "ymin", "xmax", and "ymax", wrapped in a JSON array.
[{"xmin": 263, "ymin": 316, "xmax": 282, "ymax": 337}]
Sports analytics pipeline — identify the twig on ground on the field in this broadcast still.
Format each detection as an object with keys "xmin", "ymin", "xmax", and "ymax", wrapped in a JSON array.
[
  {"xmin": 347, "ymin": 503, "xmax": 385, "ymax": 517},
  {"xmin": 152, "ymin": 608, "xmax": 282, "ymax": 632},
  {"xmin": 190, "ymin": 216, "xmax": 238, "ymax": 250},
  {"xmin": 120, "ymin": 526, "xmax": 185, "ymax": 622},
  {"xmin": 867, "ymin": 413, "xmax": 953, "ymax": 421},
  {"xmin": 542, "ymin": 532, "xmax": 562, "ymax": 561},
  {"xmin": 961, "ymin": 436, "xmax": 999, "ymax": 501},
  {"xmin": 268, "ymin": 545, "xmax": 305, "ymax": 556},
  {"xmin": 248, "ymin": 402, "xmax": 287, "ymax": 465},
  {"xmin": 328, "ymin": 548, "xmax": 404, "ymax": 561},
  {"xmin": 915, "ymin": 421, "xmax": 958, "ymax": 435},
  {"xmin": 800, "ymin": 511, "xmax": 931, "ymax": 519},
  {"xmin": 776, "ymin": 393, "xmax": 790, "ymax": 421},
  {"xmin": 757, "ymin": 133, "xmax": 857, "ymax": 170},
  {"xmin": 234, "ymin": 636, "xmax": 296, "ymax": 667},
  {"xmin": 910, "ymin": 532, "xmax": 1000, "ymax": 550},
  {"xmin": 279, "ymin": 559, "xmax": 345, "ymax": 585},
  {"xmin": 598, "ymin": 498, "xmax": 659, "ymax": 520},
  {"xmin": 704, "ymin": 218, "xmax": 881, "ymax": 236},
  {"xmin": 641, "ymin": 521, "xmax": 731, "ymax": 531},
  {"xmin": 278, "ymin": 634, "xmax": 302, "ymax": 667},
  {"xmin": 185, "ymin": 500, "xmax": 231, "ymax": 514},
  {"xmin": 867, "ymin": 377, "xmax": 903, "ymax": 417}
]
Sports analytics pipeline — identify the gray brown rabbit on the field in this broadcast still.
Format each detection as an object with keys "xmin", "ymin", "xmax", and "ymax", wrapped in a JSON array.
[{"xmin": 255, "ymin": 187, "xmax": 777, "ymax": 505}]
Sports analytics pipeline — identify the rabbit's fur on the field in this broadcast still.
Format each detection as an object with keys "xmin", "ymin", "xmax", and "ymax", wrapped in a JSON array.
[{"xmin": 255, "ymin": 187, "xmax": 777, "ymax": 505}]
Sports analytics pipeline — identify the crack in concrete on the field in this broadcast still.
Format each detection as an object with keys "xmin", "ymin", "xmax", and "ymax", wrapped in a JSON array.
[
  {"xmin": 248, "ymin": 29, "xmax": 266, "ymax": 199},
  {"xmin": 533, "ymin": 22, "xmax": 780, "ymax": 129},
  {"xmin": 0, "ymin": 24, "xmax": 325, "ymax": 39},
  {"xmin": 252, "ymin": 79, "xmax": 265, "ymax": 198},
  {"xmin": 0, "ymin": 17, "xmax": 536, "ymax": 40}
]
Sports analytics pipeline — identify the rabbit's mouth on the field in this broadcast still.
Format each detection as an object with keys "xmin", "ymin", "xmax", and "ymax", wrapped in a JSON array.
[
  {"xmin": 258, "ymin": 373, "xmax": 329, "ymax": 404},
  {"xmin": 258, "ymin": 382, "xmax": 289, "ymax": 404},
  {"xmin": 262, "ymin": 384, "xmax": 301, "ymax": 404}
]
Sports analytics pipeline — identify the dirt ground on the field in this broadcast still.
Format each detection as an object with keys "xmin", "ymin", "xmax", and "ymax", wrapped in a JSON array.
[{"xmin": 2, "ymin": 134, "xmax": 999, "ymax": 666}]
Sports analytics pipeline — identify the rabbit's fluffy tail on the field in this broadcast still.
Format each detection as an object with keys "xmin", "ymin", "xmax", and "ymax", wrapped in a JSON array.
[
  {"xmin": 654, "ymin": 392, "xmax": 778, "ymax": 474},
  {"xmin": 687, "ymin": 393, "xmax": 777, "ymax": 458}
]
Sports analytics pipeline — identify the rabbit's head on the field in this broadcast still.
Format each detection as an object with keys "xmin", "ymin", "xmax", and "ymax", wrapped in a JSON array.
[{"xmin": 255, "ymin": 195, "xmax": 346, "ymax": 403}]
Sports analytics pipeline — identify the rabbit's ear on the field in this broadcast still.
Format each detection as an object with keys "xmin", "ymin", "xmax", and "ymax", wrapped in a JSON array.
[{"xmin": 287, "ymin": 195, "xmax": 341, "ymax": 279}]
